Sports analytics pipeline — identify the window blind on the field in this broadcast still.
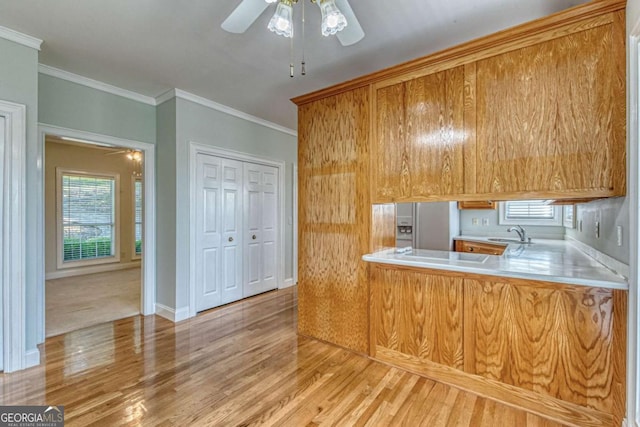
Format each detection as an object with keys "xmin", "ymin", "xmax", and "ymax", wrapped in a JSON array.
[
  {"xmin": 134, "ymin": 180, "xmax": 143, "ymax": 255},
  {"xmin": 62, "ymin": 174, "xmax": 116, "ymax": 261},
  {"xmin": 504, "ymin": 200, "xmax": 555, "ymax": 219}
]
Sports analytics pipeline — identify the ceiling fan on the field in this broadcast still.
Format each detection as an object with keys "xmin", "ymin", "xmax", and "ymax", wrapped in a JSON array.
[{"xmin": 221, "ymin": 0, "xmax": 364, "ymax": 46}]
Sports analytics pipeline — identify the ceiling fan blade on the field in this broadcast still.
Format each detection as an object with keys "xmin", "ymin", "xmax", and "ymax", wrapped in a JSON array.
[
  {"xmin": 221, "ymin": 0, "xmax": 270, "ymax": 34},
  {"xmin": 335, "ymin": 0, "xmax": 364, "ymax": 46}
]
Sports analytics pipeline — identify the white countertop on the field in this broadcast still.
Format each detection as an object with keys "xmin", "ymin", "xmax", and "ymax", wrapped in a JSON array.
[{"xmin": 362, "ymin": 236, "xmax": 628, "ymax": 290}]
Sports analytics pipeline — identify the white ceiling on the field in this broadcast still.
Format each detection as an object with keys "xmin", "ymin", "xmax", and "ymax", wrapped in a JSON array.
[{"xmin": 0, "ymin": 0, "xmax": 590, "ymax": 131}]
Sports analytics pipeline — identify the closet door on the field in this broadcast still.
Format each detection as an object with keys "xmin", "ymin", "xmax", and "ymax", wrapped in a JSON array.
[
  {"xmin": 195, "ymin": 154, "xmax": 243, "ymax": 312},
  {"xmin": 244, "ymin": 163, "xmax": 279, "ymax": 297}
]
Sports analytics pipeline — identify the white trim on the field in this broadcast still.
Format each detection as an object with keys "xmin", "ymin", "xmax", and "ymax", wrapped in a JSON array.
[
  {"xmin": 293, "ymin": 165, "xmax": 298, "ymax": 285},
  {"xmin": 189, "ymin": 143, "xmax": 287, "ymax": 318},
  {"xmin": 38, "ymin": 65, "xmax": 156, "ymax": 106},
  {"xmin": 565, "ymin": 236, "xmax": 630, "ymax": 280},
  {"xmin": 281, "ymin": 278, "xmax": 295, "ymax": 289},
  {"xmin": 0, "ymin": 100, "xmax": 27, "ymax": 372},
  {"xmin": 0, "ymin": 25, "xmax": 42, "ymax": 51},
  {"xmin": 24, "ymin": 349, "xmax": 40, "ymax": 369},
  {"xmin": 159, "ymin": 89, "xmax": 298, "ymax": 137},
  {"xmin": 629, "ymin": 17, "xmax": 640, "ymax": 427},
  {"xmin": 45, "ymin": 261, "xmax": 141, "ymax": 280},
  {"xmin": 37, "ymin": 124, "xmax": 157, "ymax": 346},
  {"xmin": 155, "ymin": 304, "xmax": 190, "ymax": 323},
  {"xmin": 55, "ymin": 168, "xmax": 121, "ymax": 270}
]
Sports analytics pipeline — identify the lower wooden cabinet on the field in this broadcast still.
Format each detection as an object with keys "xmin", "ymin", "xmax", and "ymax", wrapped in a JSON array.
[
  {"xmin": 454, "ymin": 239, "xmax": 506, "ymax": 255},
  {"xmin": 370, "ymin": 265, "xmax": 464, "ymax": 369},
  {"xmin": 369, "ymin": 263, "xmax": 626, "ymax": 426}
]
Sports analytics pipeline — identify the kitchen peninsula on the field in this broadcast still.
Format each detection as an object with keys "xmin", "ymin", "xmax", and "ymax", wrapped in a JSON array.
[{"xmin": 293, "ymin": 1, "xmax": 627, "ymax": 426}]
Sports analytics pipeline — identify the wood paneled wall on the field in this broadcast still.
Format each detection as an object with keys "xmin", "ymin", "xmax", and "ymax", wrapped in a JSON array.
[{"xmin": 297, "ymin": 87, "xmax": 371, "ymax": 354}]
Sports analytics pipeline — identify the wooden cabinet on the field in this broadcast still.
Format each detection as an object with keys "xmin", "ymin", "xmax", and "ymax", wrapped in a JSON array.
[
  {"xmin": 465, "ymin": 278, "xmax": 626, "ymax": 424},
  {"xmin": 370, "ymin": 265, "xmax": 464, "ymax": 369},
  {"xmin": 372, "ymin": 65, "xmax": 473, "ymax": 202},
  {"xmin": 475, "ymin": 11, "xmax": 625, "ymax": 198},
  {"xmin": 458, "ymin": 201, "xmax": 496, "ymax": 210},
  {"xmin": 297, "ymin": 87, "xmax": 371, "ymax": 354},
  {"xmin": 369, "ymin": 263, "xmax": 627, "ymax": 427},
  {"xmin": 454, "ymin": 239, "xmax": 505, "ymax": 256}
]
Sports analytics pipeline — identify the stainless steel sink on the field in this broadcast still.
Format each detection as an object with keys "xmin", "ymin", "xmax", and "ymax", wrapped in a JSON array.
[{"xmin": 488, "ymin": 238, "xmax": 533, "ymax": 244}]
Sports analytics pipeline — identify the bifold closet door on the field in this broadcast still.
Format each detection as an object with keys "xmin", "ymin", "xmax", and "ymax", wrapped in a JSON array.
[
  {"xmin": 195, "ymin": 153, "xmax": 244, "ymax": 312},
  {"xmin": 243, "ymin": 163, "xmax": 279, "ymax": 297}
]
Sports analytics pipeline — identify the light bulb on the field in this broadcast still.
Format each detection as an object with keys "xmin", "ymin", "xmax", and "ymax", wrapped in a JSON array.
[
  {"xmin": 268, "ymin": 0, "xmax": 293, "ymax": 38},
  {"xmin": 319, "ymin": 0, "xmax": 347, "ymax": 36}
]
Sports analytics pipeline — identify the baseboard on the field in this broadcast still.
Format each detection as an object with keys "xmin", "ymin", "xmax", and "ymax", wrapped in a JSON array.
[
  {"xmin": 25, "ymin": 348, "xmax": 40, "ymax": 369},
  {"xmin": 45, "ymin": 261, "xmax": 141, "ymax": 280},
  {"xmin": 280, "ymin": 278, "xmax": 295, "ymax": 289},
  {"xmin": 155, "ymin": 303, "xmax": 190, "ymax": 323}
]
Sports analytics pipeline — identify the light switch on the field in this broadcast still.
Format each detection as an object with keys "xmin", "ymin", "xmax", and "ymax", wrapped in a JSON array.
[
  {"xmin": 482, "ymin": 218, "xmax": 489, "ymax": 226},
  {"xmin": 617, "ymin": 225, "xmax": 622, "ymax": 246}
]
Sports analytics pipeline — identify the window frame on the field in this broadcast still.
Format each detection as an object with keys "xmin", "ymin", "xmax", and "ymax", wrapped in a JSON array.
[
  {"xmin": 56, "ymin": 168, "xmax": 121, "ymax": 269},
  {"xmin": 498, "ymin": 200, "xmax": 563, "ymax": 226},
  {"xmin": 132, "ymin": 178, "xmax": 143, "ymax": 260}
]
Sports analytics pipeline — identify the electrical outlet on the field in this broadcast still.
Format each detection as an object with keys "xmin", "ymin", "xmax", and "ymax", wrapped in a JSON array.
[
  {"xmin": 617, "ymin": 225, "xmax": 622, "ymax": 246},
  {"xmin": 595, "ymin": 221, "xmax": 600, "ymax": 239},
  {"xmin": 482, "ymin": 218, "xmax": 489, "ymax": 226},
  {"xmin": 472, "ymin": 218, "xmax": 479, "ymax": 226}
]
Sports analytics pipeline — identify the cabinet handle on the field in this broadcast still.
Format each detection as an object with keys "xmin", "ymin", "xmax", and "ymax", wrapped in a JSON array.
[
  {"xmin": 469, "ymin": 247, "xmax": 474, "ymax": 252},
  {"xmin": 228, "ymin": 237, "xmax": 234, "ymax": 242},
  {"xmin": 252, "ymin": 235, "xmax": 257, "ymax": 240}
]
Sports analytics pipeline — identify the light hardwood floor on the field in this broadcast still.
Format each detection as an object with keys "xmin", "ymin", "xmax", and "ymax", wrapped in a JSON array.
[
  {"xmin": 46, "ymin": 267, "xmax": 141, "ymax": 337},
  {"xmin": 3, "ymin": 287, "xmax": 566, "ymax": 426}
]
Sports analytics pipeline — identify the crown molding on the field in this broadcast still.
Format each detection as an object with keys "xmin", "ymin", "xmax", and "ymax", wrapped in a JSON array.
[
  {"xmin": 159, "ymin": 88, "xmax": 297, "ymax": 137},
  {"xmin": 38, "ymin": 64, "xmax": 156, "ymax": 106},
  {"xmin": 0, "ymin": 25, "xmax": 42, "ymax": 51}
]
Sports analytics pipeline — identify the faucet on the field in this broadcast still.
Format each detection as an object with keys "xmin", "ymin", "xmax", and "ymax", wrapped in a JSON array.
[{"xmin": 507, "ymin": 225, "xmax": 528, "ymax": 242}]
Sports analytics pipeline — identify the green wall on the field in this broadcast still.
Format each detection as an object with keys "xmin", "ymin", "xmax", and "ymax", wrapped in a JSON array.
[
  {"xmin": 0, "ymin": 38, "xmax": 39, "ymax": 353},
  {"xmin": 39, "ymin": 74, "xmax": 156, "ymax": 143},
  {"xmin": 155, "ymin": 98, "xmax": 177, "ymax": 308}
]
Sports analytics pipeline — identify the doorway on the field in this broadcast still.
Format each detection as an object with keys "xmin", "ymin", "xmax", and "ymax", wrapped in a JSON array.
[
  {"xmin": 44, "ymin": 136, "xmax": 143, "ymax": 336},
  {"xmin": 37, "ymin": 125, "xmax": 156, "ymax": 343}
]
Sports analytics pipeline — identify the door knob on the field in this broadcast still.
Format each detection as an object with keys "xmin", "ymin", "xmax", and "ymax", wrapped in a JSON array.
[
  {"xmin": 228, "ymin": 237, "xmax": 233, "ymax": 242},
  {"xmin": 252, "ymin": 235, "xmax": 257, "ymax": 240}
]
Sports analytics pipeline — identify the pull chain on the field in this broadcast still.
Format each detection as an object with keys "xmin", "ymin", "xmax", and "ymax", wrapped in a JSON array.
[
  {"xmin": 301, "ymin": 0, "xmax": 306, "ymax": 75},
  {"xmin": 289, "ymin": 30, "xmax": 294, "ymax": 78}
]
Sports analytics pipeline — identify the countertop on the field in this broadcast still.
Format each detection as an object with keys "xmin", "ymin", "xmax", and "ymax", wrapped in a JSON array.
[{"xmin": 362, "ymin": 236, "xmax": 628, "ymax": 290}]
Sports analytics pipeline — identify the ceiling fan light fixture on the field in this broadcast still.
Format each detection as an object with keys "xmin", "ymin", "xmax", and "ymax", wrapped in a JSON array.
[
  {"xmin": 319, "ymin": 0, "xmax": 347, "ymax": 36},
  {"xmin": 268, "ymin": 0, "xmax": 294, "ymax": 38}
]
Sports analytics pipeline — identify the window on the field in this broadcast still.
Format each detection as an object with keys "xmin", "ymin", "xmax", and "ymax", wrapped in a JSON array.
[
  {"xmin": 563, "ymin": 205, "xmax": 575, "ymax": 228},
  {"xmin": 134, "ymin": 179, "xmax": 143, "ymax": 257},
  {"xmin": 498, "ymin": 200, "xmax": 562, "ymax": 226},
  {"xmin": 57, "ymin": 169, "xmax": 120, "ymax": 268}
]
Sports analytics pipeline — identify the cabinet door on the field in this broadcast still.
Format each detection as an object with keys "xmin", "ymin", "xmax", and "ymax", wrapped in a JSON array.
[
  {"xmin": 374, "ymin": 66, "xmax": 467, "ymax": 202},
  {"xmin": 475, "ymin": 20, "xmax": 625, "ymax": 196}
]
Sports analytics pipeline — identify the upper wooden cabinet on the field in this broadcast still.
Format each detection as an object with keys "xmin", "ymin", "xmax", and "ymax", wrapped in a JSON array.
[
  {"xmin": 373, "ymin": 65, "xmax": 472, "ymax": 202},
  {"xmin": 293, "ymin": 1, "xmax": 626, "ymax": 204},
  {"xmin": 475, "ymin": 12, "xmax": 625, "ymax": 198}
]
